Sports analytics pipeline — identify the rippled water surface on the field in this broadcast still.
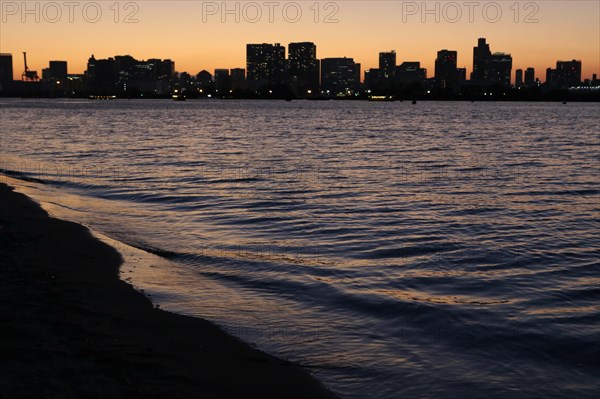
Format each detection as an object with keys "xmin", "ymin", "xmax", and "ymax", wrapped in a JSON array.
[{"xmin": 1, "ymin": 99, "xmax": 599, "ymax": 398}]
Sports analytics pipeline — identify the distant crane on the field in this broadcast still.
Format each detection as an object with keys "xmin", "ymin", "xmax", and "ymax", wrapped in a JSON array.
[{"xmin": 22, "ymin": 52, "xmax": 39, "ymax": 81}]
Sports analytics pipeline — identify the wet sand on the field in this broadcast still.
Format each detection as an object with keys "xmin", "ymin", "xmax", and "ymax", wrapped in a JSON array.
[{"xmin": 0, "ymin": 182, "xmax": 337, "ymax": 398}]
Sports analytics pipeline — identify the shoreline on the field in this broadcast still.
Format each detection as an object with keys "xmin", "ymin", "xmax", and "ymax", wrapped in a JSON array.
[
  {"xmin": 0, "ymin": 182, "xmax": 337, "ymax": 398},
  {"xmin": 1, "ymin": 96, "xmax": 599, "ymax": 102}
]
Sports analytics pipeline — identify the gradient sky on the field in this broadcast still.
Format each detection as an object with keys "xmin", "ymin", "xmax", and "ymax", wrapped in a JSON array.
[{"xmin": 1, "ymin": 1, "xmax": 599, "ymax": 81}]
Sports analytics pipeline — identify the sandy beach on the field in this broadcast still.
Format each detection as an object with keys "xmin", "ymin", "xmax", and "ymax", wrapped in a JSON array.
[{"xmin": 0, "ymin": 182, "xmax": 336, "ymax": 398}]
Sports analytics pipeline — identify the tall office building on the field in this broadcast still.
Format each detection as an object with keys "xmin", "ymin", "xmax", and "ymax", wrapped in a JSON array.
[
  {"xmin": 435, "ymin": 50, "xmax": 458, "ymax": 88},
  {"xmin": 230, "ymin": 68, "xmax": 246, "ymax": 90},
  {"xmin": 487, "ymin": 53, "xmax": 512, "ymax": 87},
  {"xmin": 524, "ymin": 67, "xmax": 535, "ymax": 87},
  {"xmin": 288, "ymin": 42, "xmax": 319, "ymax": 94},
  {"xmin": 379, "ymin": 51, "xmax": 396, "ymax": 80},
  {"xmin": 555, "ymin": 60, "xmax": 582, "ymax": 87},
  {"xmin": 320, "ymin": 57, "xmax": 361, "ymax": 95},
  {"xmin": 515, "ymin": 69, "xmax": 523, "ymax": 87},
  {"xmin": 246, "ymin": 43, "xmax": 286, "ymax": 85},
  {"xmin": 469, "ymin": 38, "xmax": 512, "ymax": 87},
  {"xmin": 471, "ymin": 38, "xmax": 491, "ymax": 81},
  {"xmin": 546, "ymin": 68, "xmax": 556, "ymax": 84},
  {"xmin": 0, "ymin": 53, "xmax": 13, "ymax": 90}
]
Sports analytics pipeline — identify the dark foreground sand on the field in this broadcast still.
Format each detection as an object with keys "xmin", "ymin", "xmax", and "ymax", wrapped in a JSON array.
[{"xmin": 0, "ymin": 183, "xmax": 337, "ymax": 398}]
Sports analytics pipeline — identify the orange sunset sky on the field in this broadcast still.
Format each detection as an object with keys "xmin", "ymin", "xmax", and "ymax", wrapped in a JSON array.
[{"xmin": 1, "ymin": 1, "xmax": 599, "ymax": 81}]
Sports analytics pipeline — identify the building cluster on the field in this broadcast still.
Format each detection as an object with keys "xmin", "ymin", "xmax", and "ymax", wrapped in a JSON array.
[
  {"xmin": 86, "ymin": 55, "xmax": 175, "ymax": 95},
  {"xmin": 364, "ymin": 50, "xmax": 429, "ymax": 95},
  {"xmin": 216, "ymin": 42, "xmax": 361, "ymax": 96},
  {"xmin": 0, "ymin": 38, "xmax": 597, "ymax": 99}
]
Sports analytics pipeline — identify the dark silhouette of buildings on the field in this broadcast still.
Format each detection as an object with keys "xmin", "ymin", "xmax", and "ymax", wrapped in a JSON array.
[
  {"xmin": 1, "ymin": 39, "xmax": 596, "ymax": 100},
  {"xmin": 546, "ymin": 67, "xmax": 556, "ymax": 85},
  {"xmin": 42, "ymin": 61, "xmax": 68, "ymax": 83},
  {"xmin": 396, "ymin": 62, "xmax": 426, "ymax": 84},
  {"xmin": 470, "ymin": 38, "xmax": 512, "ymax": 87},
  {"xmin": 488, "ymin": 53, "xmax": 512, "ymax": 87},
  {"xmin": 471, "ymin": 38, "xmax": 491, "ymax": 82},
  {"xmin": 214, "ymin": 68, "xmax": 231, "ymax": 92},
  {"xmin": 230, "ymin": 68, "xmax": 246, "ymax": 90},
  {"xmin": 363, "ymin": 68, "xmax": 380, "ymax": 91},
  {"xmin": 230, "ymin": 68, "xmax": 245, "ymax": 82},
  {"xmin": 196, "ymin": 70, "xmax": 212, "ymax": 85},
  {"xmin": 65, "ymin": 74, "xmax": 85, "ymax": 93},
  {"xmin": 555, "ymin": 60, "xmax": 582, "ymax": 86},
  {"xmin": 363, "ymin": 51, "xmax": 396, "ymax": 93},
  {"xmin": 320, "ymin": 57, "xmax": 361, "ymax": 95},
  {"xmin": 525, "ymin": 67, "xmax": 535, "ymax": 87},
  {"xmin": 193, "ymin": 70, "xmax": 214, "ymax": 95},
  {"xmin": 86, "ymin": 55, "xmax": 117, "ymax": 93},
  {"xmin": 246, "ymin": 43, "xmax": 286, "ymax": 87},
  {"xmin": 365, "ymin": 51, "xmax": 428, "ymax": 95},
  {"xmin": 41, "ymin": 60, "xmax": 69, "ymax": 95},
  {"xmin": 379, "ymin": 51, "xmax": 396, "ymax": 80},
  {"xmin": 86, "ymin": 54, "xmax": 174, "ymax": 95},
  {"xmin": 546, "ymin": 60, "xmax": 582, "ymax": 88},
  {"xmin": 515, "ymin": 69, "xmax": 523, "ymax": 88},
  {"xmin": 0, "ymin": 53, "xmax": 13, "ymax": 91},
  {"xmin": 288, "ymin": 42, "xmax": 319, "ymax": 95},
  {"xmin": 435, "ymin": 50, "xmax": 460, "ymax": 89},
  {"xmin": 177, "ymin": 71, "xmax": 193, "ymax": 92}
]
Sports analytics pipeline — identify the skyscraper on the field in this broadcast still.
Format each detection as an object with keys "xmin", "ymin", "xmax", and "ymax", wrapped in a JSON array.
[
  {"xmin": 0, "ymin": 53, "xmax": 13, "ymax": 90},
  {"xmin": 487, "ymin": 53, "xmax": 512, "ymax": 87},
  {"xmin": 320, "ymin": 57, "xmax": 360, "ymax": 95},
  {"xmin": 246, "ymin": 43, "xmax": 286, "ymax": 85},
  {"xmin": 435, "ymin": 50, "xmax": 458, "ymax": 88},
  {"xmin": 469, "ymin": 38, "xmax": 512, "ymax": 87},
  {"xmin": 546, "ymin": 68, "xmax": 556, "ymax": 84},
  {"xmin": 379, "ymin": 51, "xmax": 396, "ymax": 80},
  {"xmin": 515, "ymin": 69, "xmax": 523, "ymax": 88},
  {"xmin": 524, "ymin": 68, "xmax": 535, "ymax": 87},
  {"xmin": 288, "ymin": 42, "xmax": 318, "ymax": 95},
  {"xmin": 555, "ymin": 60, "xmax": 582, "ymax": 87},
  {"xmin": 471, "ymin": 38, "xmax": 491, "ymax": 81}
]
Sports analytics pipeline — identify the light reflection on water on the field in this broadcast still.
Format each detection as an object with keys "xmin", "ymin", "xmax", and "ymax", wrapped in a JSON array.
[{"xmin": 1, "ymin": 99, "xmax": 599, "ymax": 398}]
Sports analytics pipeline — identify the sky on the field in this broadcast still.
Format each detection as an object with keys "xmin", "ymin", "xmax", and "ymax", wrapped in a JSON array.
[{"xmin": 1, "ymin": 1, "xmax": 599, "ymax": 81}]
